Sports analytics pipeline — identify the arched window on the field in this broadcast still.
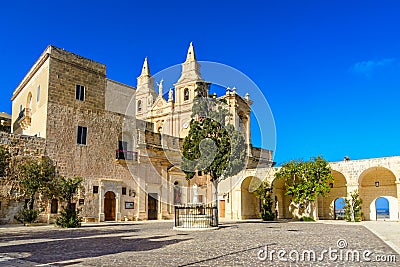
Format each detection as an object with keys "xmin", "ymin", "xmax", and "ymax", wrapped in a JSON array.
[
  {"xmin": 37, "ymin": 85, "xmax": 40, "ymax": 102},
  {"xmin": 184, "ymin": 88, "xmax": 189, "ymax": 101},
  {"xmin": 137, "ymin": 100, "xmax": 142, "ymax": 113},
  {"xmin": 26, "ymin": 93, "xmax": 32, "ymax": 112},
  {"xmin": 174, "ymin": 181, "xmax": 182, "ymax": 205}
]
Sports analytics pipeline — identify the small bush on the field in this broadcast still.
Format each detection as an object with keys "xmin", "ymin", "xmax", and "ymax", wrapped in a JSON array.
[
  {"xmin": 255, "ymin": 181, "xmax": 276, "ymax": 221},
  {"xmin": 260, "ymin": 204, "xmax": 275, "ymax": 221},
  {"xmin": 300, "ymin": 216, "xmax": 315, "ymax": 222},
  {"xmin": 344, "ymin": 191, "xmax": 363, "ymax": 222},
  {"xmin": 15, "ymin": 208, "xmax": 41, "ymax": 225},
  {"xmin": 55, "ymin": 207, "xmax": 81, "ymax": 228}
]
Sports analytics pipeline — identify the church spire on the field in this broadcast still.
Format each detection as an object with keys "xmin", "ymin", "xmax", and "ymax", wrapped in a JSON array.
[
  {"xmin": 137, "ymin": 57, "xmax": 155, "ymax": 94},
  {"xmin": 141, "ymin": 57, "xmax": 150, "ymax": 76},
  {"xmin": 185, "ymin": 42, "xmax": 196, "ymax": 62},
  {"xmin": 176, "ymin": 42, "xmax": 203, "ymax": 84}
]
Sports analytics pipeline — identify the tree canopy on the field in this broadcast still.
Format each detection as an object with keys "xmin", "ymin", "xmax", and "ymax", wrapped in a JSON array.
[
  {"xmin": 181, "ymin": 91, "xmax": 247, "ymax": 183},
  {"xmin": 275, "ymin": 156, "xmax": 334, "ymax": 206}
]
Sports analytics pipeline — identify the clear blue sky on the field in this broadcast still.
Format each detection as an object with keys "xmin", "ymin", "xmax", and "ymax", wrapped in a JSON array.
[{"xmin": 1, "ymin": 0, "xmax": 399, "ymax": 165}]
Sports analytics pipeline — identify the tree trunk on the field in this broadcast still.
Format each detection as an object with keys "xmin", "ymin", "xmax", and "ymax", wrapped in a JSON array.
[
  {"xmin": 212, "ymin": 179, "xmax": 219, "ymax": 226},
  {"xmin": 28, "ymin": 194, "xmax": 35, "ymax": 210}
]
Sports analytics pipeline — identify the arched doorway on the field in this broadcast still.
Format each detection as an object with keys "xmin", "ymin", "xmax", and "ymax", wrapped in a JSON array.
[
  {"xmin": 240, "ymin": 177, "xmax": 261, "ymax": 219},
  {"xmin": 104, "ymin": 191, "xmax": 116, "ymax": 221},
  {"xmin": 320, "ymin": 170, "xmax": 347, "ymax": 219},
  {"xmin": 375, "ymin": 197, "xmax": 389, "ymax": 220},
  {"xmin": 359, "ymin": 167, "xmax": 397, "ymax": 220},
  {"xmin": 272, "ymin": 177, "xmax": 291, "ymax": 219},
  {"xmin": 334, "ymin": 198, "xmax": 346, "ymax": 220}
]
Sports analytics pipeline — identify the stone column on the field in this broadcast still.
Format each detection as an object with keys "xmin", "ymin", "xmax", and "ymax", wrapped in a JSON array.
[
  {"xmin": 99, "ymin": 182, "xmax": 105, "ymax": 222},
  {"xmin": 116, "ymin": 192, "xmax": 121, "ymax": 222},
  {"xmin": 396, "ymin": 181, "xmax": 400, "ymax": 221}
]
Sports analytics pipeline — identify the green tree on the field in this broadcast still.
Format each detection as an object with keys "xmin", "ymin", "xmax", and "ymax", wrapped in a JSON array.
[
  {"xmin": 17, "ymin": 156, "xmax": 57, "ymax": 210},
  {"xmin": 275, "ymin": 156, "xmax": 334, "ymax": 219},
  {"xmin": 344, "ymin": 190, "xmax": 363, "ymax": 222},
  {"xmin": 55, "ymin": 176, "xmax": 83, "ymax": 228},
  {"xmin": 181, "ymin": 88, "xmax": 247, "ymax": 223},
  {"xmin": 255, "ymin": 180, "xmax": 275, "ymax": 221}
]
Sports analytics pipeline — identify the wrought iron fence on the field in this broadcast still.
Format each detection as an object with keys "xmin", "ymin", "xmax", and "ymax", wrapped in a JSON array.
[{"xmin": 174, "ymin": 205, "xmax": 218, "ymax": 228}]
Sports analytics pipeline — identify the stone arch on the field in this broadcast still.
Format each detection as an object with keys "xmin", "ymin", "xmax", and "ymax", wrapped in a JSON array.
[
  {"xmin": 359, "ymin": 167, "xmax": 397, "ymax": 220},
  {"xmin": 319, "ymin": 170, "xmax": 347, "ymax": 219},
  {"xmin": 334, "ymin": 197, "xmax": 346, "ymax": 220},
  {"xmin": 272, "ymin": 177, "xmax": 291, "ymax": 219},
  {"xmin": 26, "ymin": 92, "xmax": 33, "ymax": 111},
  {"xmin": 240, "ymin": 176, "xmax": 262, "ymax": 219},
  {"xmin": 369, "ymin": 196, "xmax": 398, "ymax": 221}
]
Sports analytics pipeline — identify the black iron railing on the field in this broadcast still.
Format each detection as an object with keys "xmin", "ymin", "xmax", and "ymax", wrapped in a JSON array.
[
  {"xmin": 174, "ymin": 205, "xmax": 218, "ymax": 228},
  {"xmin": 16, "ymin": 108, "xmax": 31, "ymax": 122},
  {"xmin": 115, "ymin": 150, "xmax": 138, "ymax": 161}
]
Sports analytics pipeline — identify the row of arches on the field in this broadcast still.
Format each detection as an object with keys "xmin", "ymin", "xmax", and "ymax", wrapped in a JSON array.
[{"xmin": 239, "ymin": 166, "xmax": 399, "ymax": 221}]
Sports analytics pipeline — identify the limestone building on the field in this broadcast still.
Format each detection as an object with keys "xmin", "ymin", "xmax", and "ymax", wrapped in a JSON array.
[
  {"xmin": 4, "ymin": 43, "xmax": 398, "ymax": 224},
  {"xmin": 6, "ymin": 43, "xmax": 270, "ymax": 223}
]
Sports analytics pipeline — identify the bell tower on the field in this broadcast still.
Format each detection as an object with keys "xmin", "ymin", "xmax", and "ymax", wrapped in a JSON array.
[
  {"xmin": 174, "ymin": 42, "xmax": 208, "ymax": 105},
  {"xmin": 136, "ymin": 57, "xmax": 157, "ymax": 119}
]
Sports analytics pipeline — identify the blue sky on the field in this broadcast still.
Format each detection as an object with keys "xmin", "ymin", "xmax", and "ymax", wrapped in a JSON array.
[{"xmin": 1, "ymin": 0, "xmax": 399, "ymax": 165}]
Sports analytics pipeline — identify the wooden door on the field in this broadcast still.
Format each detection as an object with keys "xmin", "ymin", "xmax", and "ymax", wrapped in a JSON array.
[
  {"xmin": 104, "ymin": 191, "xmax": 116, "ymax": 221},
  {"xmin": 148, "ymin": 193, "xmax": 158, "ymax": 220},
  {"xmin": 219, "ymin": 200, "xmax": 225, "ymax": 218}
]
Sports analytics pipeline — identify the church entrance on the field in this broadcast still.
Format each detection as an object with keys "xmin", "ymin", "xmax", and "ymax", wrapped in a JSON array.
[
  {"xmin": 148, "ymin": 193, "xmax": 158, "ymax": 220},
  {"xmin": 104, "ymin": 191, "xmax": 116, "ymax": 221}
]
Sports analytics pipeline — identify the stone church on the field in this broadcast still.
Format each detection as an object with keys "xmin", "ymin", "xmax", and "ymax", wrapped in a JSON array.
[
  {"xmin": 2, "ymin": 43, "xmax": 399, "ymax": 223},
  {"xmin": 3, "ymin": 43, "xmax": 271, "ymax": 223}
]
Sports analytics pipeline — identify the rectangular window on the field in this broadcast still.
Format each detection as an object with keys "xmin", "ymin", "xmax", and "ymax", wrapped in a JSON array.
[
  {"xmin": 93, "ymin": 186, "xmax": 99, "ymax": 194},
  {"xmin": 75, "ymin": 84, "xmax": 85, "ymax": 101},
  {"xmin": 197, "ymin": 170, "xmax": 202, "ymax": 176},
  {"xmin": 122, "ymin": 187, "xmax": 127, "ymax": 195},
  {"xmin": 37, "ymin": 85, "xmax": 40, "ymax": 102},
  {"xmin": 77, "ymin": 126, "xmax": 87, "ymax": 145}
]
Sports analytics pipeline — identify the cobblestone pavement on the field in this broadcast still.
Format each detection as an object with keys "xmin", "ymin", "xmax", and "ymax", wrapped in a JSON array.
[{"xmin": 0, "ymin": 220, "xmax": 398, "ymax": 266}]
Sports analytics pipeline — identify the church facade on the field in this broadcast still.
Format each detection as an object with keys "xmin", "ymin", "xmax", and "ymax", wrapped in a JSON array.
[
  {"xmin": 2, "ymin": 43, "xmax": 399, "ymax": 224},
  {"xmin": 4, "ymin": 43, "xmax": 270, "ymax": 223}
]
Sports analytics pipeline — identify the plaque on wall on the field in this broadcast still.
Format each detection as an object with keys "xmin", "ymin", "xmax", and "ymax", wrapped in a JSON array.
[{"xmin": 125, "ymin": 202, "xmax": 134, "ymax": 209}]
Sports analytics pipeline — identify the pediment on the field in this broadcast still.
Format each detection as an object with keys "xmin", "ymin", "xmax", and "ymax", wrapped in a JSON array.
[{"xmin": 152, "ymin": 96, "xmax": 168, "ymax": 110}]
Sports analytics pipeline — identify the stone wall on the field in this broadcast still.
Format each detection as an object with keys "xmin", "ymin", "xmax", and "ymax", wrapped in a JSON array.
[{"xmin": 0, "ymin": 132, "xmax": 46, "ymax": 224}]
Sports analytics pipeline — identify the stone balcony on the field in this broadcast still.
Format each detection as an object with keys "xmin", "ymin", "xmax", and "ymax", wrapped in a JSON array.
[{"xmin": 16, "ymin": 108, "xmax": 31, "ymax": 130}]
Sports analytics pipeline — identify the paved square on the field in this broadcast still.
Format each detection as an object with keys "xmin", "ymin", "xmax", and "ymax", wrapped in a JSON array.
[{"xmin": 0, "ymin": 221, "xmax": 398, "ymax": 266}]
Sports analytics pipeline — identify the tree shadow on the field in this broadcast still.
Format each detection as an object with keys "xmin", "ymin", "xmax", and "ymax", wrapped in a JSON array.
[
  {"xmin": 0, "ymin": 232, "xmax": 191, "ymax": 265},
  {"xmin": 0, "ymin": 227, "xmax": 140, "ymax": 243}
]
